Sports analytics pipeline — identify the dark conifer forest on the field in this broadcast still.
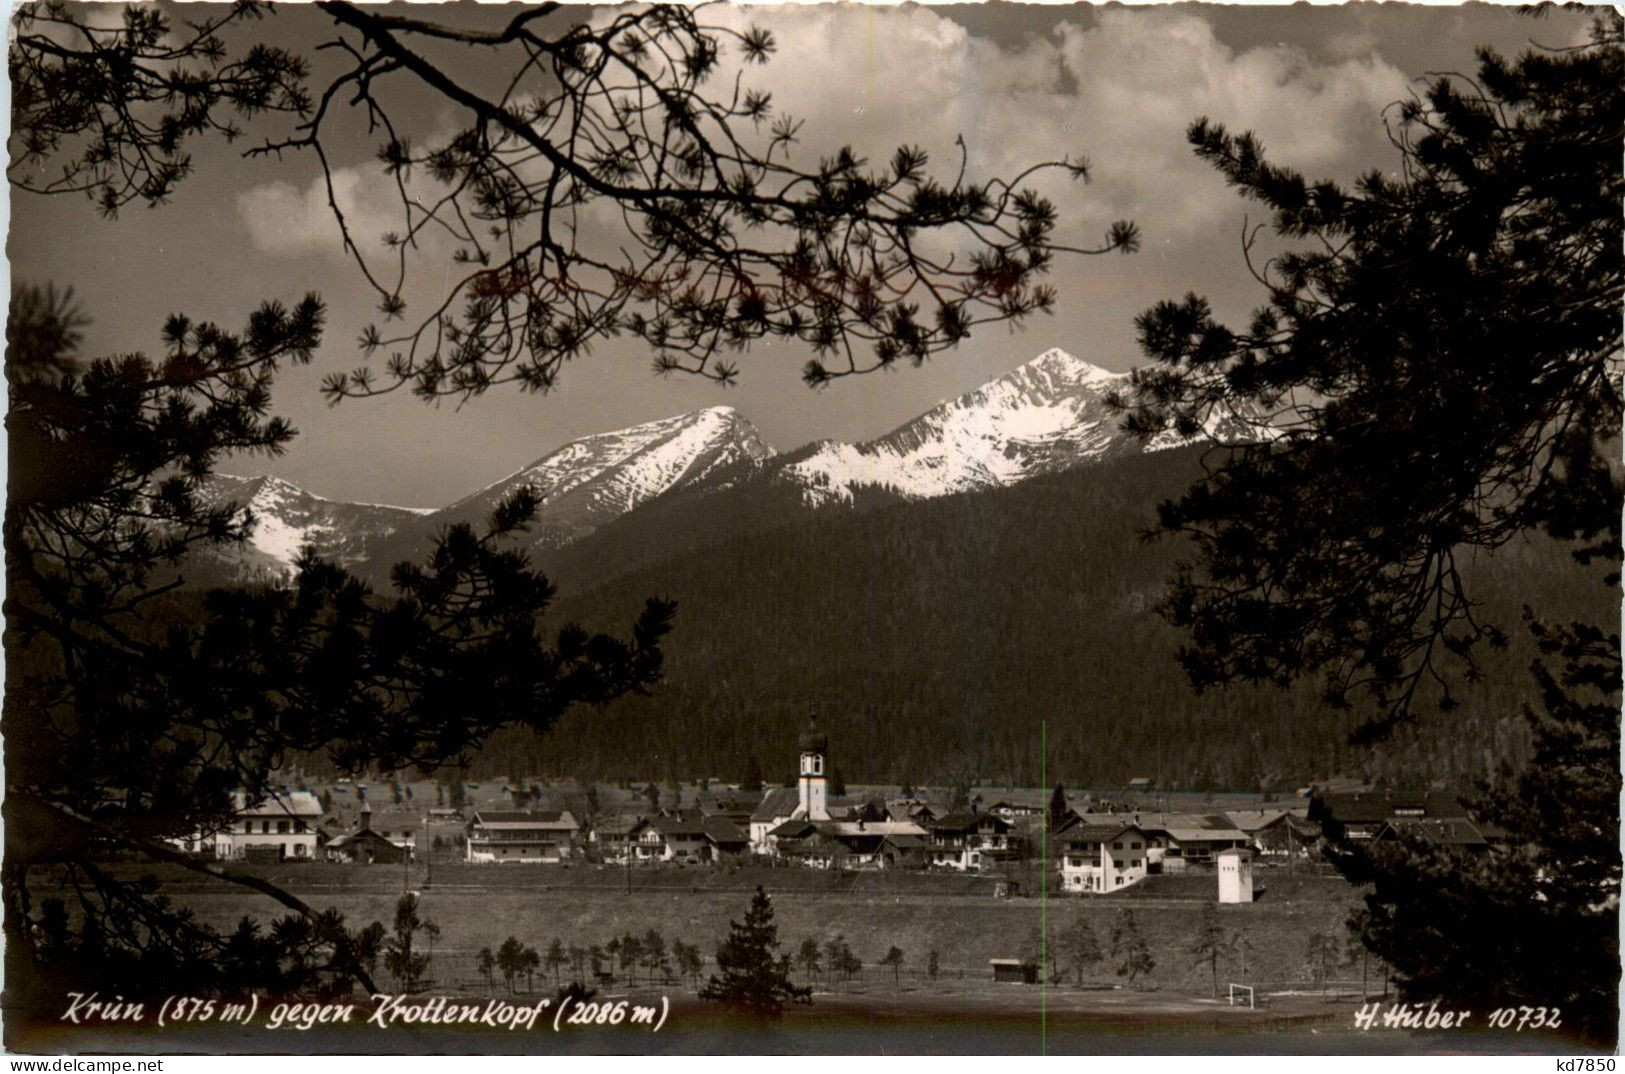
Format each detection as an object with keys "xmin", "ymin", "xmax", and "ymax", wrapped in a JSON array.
[{"xmin": 445, "ymin": 446, "xmax": 1606, "ymax": 790}]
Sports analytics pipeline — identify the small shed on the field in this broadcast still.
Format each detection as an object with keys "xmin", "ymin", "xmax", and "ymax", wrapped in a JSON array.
[
  {"xmin": 1217, "ymin": 847, "xmax": 1254, "ymax": 903},
  {"xmin": 990, "ymin": 958, "xmax": 1038, "ymax": 984}
]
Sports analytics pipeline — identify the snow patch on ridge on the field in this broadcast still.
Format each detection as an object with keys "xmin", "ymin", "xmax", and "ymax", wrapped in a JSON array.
[{"xmin": 778, "ymin": 347, "xmax": 1135, "ymax": 504}]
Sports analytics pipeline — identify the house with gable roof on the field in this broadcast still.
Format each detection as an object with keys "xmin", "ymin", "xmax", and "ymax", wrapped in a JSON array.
[
  {"xmin": 1059, "ymin": 823, "xmax": 1151, "ymax": 893},
  {"xmin": 180, "ymin": 789, "xmax": 323, "ymax": 862},
  {"xmin": 465, "ymin": 810, "xmax": 580, "ymax": 863}
]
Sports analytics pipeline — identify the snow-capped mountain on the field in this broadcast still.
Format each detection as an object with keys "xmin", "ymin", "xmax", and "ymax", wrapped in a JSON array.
[
  {"xmin": 422, "ymin": 405, "xmax": 773, "ymax": 547},
  {"xmin": 194, "ymin": 474, "xmax": 431, "ymax": 577},
  {"xmin": 192, "ymin": 348, "xmax": 1252, "ymax": 582},
  {"xmin": 775, "ymin": 348, "xmax": 1161, "ymax": 505}
]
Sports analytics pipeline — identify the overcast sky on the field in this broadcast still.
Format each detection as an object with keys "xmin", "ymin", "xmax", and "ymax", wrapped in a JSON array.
[{"xmin": 8, "ymin": 2, "xmax": 1595, "ymax": 507}]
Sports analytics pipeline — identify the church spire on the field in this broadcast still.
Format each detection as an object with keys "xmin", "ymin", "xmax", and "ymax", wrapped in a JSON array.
[{"xmin": 797, "ymin": 714, "xmax": 829, "ymax": 821}]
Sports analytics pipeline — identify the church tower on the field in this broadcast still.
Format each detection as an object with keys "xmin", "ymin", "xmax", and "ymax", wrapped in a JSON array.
[{"xmin": 798, "ymin": 716, "xmax": 830, "ymax": 822}]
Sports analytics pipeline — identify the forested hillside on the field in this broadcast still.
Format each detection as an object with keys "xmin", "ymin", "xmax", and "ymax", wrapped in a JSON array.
[{"xmin": 467, "ymin": 447, "xmax": 1610, "ymax": 791}]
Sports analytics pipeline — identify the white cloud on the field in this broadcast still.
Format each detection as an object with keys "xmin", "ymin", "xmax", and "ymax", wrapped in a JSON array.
[
  {"xmin": 237, "ymin": 7, "xmax": 1410, "ymax": 259},
  {"xmin": 699, "ymin": 6, "xmax": 1410, "ymax": 242},
  {"xmin": 236, "ymin": 167, "xmax": 404, "ymax": 258}
]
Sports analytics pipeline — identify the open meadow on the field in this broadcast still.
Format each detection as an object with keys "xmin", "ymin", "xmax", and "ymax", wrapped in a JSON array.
[{"xmin": 87, "ymin": 859, "xmax": 1366, "ymax": 995}]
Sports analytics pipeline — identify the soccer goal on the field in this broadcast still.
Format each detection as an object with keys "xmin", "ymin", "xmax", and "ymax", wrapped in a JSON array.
[{"xmin": 1227, "ymin": 983, "xmax": 1255, "ymax": 1009}]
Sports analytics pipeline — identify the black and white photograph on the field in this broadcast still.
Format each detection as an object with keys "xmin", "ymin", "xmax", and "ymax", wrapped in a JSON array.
[{"xmin": 2, "ymin": 0, "xmax": 1620, "ymax": 1057}]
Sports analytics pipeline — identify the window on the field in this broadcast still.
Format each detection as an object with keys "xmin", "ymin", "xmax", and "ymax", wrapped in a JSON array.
[
  {"xmin": 1132, "ymin": 859, "xmax": 1141, "ymax": 868},
  {"xmin": 294, "ymin": 844, "xmax": 307, "ymax": 858},
  {"xmin": 1116, "ymin": 877, "xmax": 1124, "ymax": 886},
  {"xmin": 1112, "ymin": 841, "xmax": 1123, "ymax": 849},
  {"xmin": 1131, "ymin": 841, "xmax": 1142, "ymax": 849},
  {"xmin": 277, "ymin": 820, "xmax": 290, "ymax": 834}
]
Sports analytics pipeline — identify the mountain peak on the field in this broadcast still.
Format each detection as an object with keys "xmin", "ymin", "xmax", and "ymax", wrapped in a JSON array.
[
  {"xmin": 433, "ymin": 403, "xmax": 773, "ymax": 545},
  {"xmin": 780, "ymin": 346, "xmax": 1146, "ymax": 504},
  {"xmin": 1017, "ymin": 347, "xmax": 1125, "ymax": 387}
]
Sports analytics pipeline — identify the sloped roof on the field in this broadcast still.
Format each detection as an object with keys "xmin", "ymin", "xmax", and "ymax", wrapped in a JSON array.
[
  {"xmin": 1060, "ymin": 824, "xmax": 1142, "ymax": 847},
  {"xmin": 592, "ymin": 814, "xmax": 645, "ymax": 836},
  {"xmin": 751, "ymin": 787, "xmax": 801, "ymax": 822},
  {"xmin": 702, "ymin": 816, "xmax": 747, "ymax": 845},
  {"xmin": 933, "ymin": 812, "xmax": 1012, "ymax": 833},
  {"xmin": 1224, "ymin": 809, "xmax": 1296, "ymax": 832},
  {"xmin": 327, "ymin": 828, "xmax": 396, "ymax": 850},
  {"xmin": 471, "ymin": 810, "xmax": 579, "ymax": 831},
  {"xmin": 1313, "ymin": 790, "xmax": 1467, "ymax": 824},
  {"xmin": 653, "ymin": 811, "xmax": 707, "ymax": 838},
  {"xmin": 1165, "ymin": 827, "xmax": 1251, "ymax": 844}
]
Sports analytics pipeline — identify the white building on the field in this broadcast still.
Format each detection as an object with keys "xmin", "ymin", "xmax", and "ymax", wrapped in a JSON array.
[
  {"xmin": 748, "ymin": 788, "xmax": 800, "ymax": 854},
  {"xmin": 927, "ymin": 812, "xmax": 1018, "ymax": 872},
  {"xmin": 1059, "ymin": 823, "xmax": 1150, "ymax": 893},
  {"xmin": 184, "ymin": 790, "xmax": 322, "ymax": 861},
  {"xmin": 465, "ymin": 810, "xmax": 580, "ymax": 863},
  {"xmin": 1217, "ymin": 847, "xmax": 1255, "ymax": 903}
]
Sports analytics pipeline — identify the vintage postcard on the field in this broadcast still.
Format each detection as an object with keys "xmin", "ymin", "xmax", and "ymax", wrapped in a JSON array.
[{"xmin": 3, "ymin": 0, "xmax": 1619, "ymax": 1058}]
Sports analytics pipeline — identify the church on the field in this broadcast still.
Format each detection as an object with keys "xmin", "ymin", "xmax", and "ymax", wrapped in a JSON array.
[{"xmin": 748, "ymin": 717, "xmax": 928, "ymax": 868}]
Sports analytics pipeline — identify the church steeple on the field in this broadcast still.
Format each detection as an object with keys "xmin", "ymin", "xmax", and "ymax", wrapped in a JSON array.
[{"xmin": 797, "ymin": 715, "xmax": 829, "ymax": 821}]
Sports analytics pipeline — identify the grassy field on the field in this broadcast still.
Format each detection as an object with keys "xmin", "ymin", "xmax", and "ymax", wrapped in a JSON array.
[{"xmin": 83, "ymin": 859, "xmax": 1370, "ymax": 998}]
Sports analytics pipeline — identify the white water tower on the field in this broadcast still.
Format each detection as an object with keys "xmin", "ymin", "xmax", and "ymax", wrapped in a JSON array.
[{"xmin": 1217, "ymin": 847, "xmax": 1254, "ymax": 903}]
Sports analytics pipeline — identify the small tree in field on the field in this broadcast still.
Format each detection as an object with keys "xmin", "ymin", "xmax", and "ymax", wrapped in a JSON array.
[
  {"xmin": 642, "ymin": 929, "xmax": 671, "ymax": 983},
  {"xmin": 927, "ymin": 950, "xmax": 941, "ymax": 980},
  {"xmin": 477, "ymin": 946, "xmax": 496, "ymax": 993},
  {"xmin": 1189, "ymin": 904, "xmax": 1232, "ymax": 997},
  {"xmin": 618, "ymin": 933, "xmax": 644, "ymax": 983},
  {"xmin": 797, "ymin": 938, "xmax": 822, "ymax": 984},
  {"xmin": 699, "ymin": 887, "xmax": 810, "ymax": 1016},
  {"xmin": 880, "ymin": 946, "xmax": 905, "ymax": 984},
  {"xmin": 1110, "ymin": 911, "xmax": 1154, "ymax": 986},
  {"xmin": 497, "ymin": 937, "xmax": 525, "ymax": 993},
  {"xmin": 545, "ymin": 938, "xmax": 568, "ymax": 985},
  {"xmin": 383, "ymin": 894, "xmax": 434, "ymax": 991},
  {"xmin": 673, "ymin": 940, "xmax": 704, "ymax": 987},
  {"xmin": 1059, "ymin": 914, "xmax": 1103, "ymax": 986}
]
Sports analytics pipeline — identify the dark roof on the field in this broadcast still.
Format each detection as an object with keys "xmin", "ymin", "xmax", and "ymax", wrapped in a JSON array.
[
  {"xmin": 933, "ymin": 812, "xmax": 1012, "ymax": 833},
  {"xmin": 327, "ymin": 828, "xmax": 396, "ymax": 849},
  {"xmin": 471, "ymin": 810, "xmax": 579, "ymax": 830},
  {"xmin": 881, "ymin": 834, "xmax": 928, "ymax": 849},
  {"xmin": 592, "ymin": 814, "xmax": 645, "ymax": 836},
  {"xmin": 768, "ymin": 819, "xmax": 818, "ymax": 840},
  {"xmin": 1313, "ymin": 791, "xmax": 1467, "ymax": 825},
  {"xmin": 702, "ymin": 816, "xmax": 747, "ymax": 845},
  {"xmin": 653, "ymin": 810, "xmax": 707, "ymax": 837},
  {"xmin": 1061, "ymin": 824, "xmax": 1140, "ymax": 847},
  {"xmin": 751, "ymin": 787, "xmax": 801, "ymax": 822}
]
